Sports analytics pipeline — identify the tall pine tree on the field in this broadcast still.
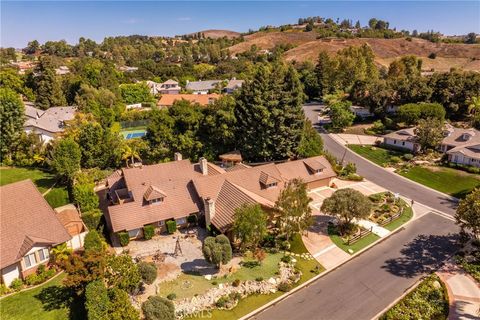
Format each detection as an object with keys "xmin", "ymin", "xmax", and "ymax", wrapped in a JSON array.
[
  {"xmin": 234, "ymin": 63, "xmax": 305, "ymax": 161},
  {"xmin": 32, "ymin": 58, "xmax": 66, "ymax": 109}
]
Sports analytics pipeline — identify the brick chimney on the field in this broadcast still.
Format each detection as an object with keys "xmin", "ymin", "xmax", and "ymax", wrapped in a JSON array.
[
  {"xmin": 199, "ymin": 157, "xmax": 208, "ymax": 175},
  {"xmin": 174, "ymin": 152, "xmax": 182, "ymax": 161},
  {"xmin": 204, "ymin": 197, "xmax": 215, "ymax": 226}
]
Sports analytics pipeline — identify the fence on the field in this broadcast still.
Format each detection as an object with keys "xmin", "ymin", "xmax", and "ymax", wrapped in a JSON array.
[
  {"xmin": 120, "ymin": 119, "xmax": 149, "ymax": 129},
  {"xmin": 347, "ymin": 226, "xmax": 373, "ymax": 245},
  {"xmin": 378, "ymin": 208, "xmax": 404, "ymax": 227}
]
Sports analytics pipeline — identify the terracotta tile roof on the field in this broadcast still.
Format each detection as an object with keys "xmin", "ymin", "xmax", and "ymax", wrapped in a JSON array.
[
  {"xmin": 259, "ymin": 171, "xmax": 281, "ymax": 186},
  {"xmin": 55, "ymin": 204, "xmax": 86, "ymax": 236},
  {"xmin": 106, "ymin": 160, "xmax": 203, "ymax": 232},
  {"xmin": 276, "ymin": 157, "xmax": 336, "ymax": 183},
  {"xmin": 225, "ymin": 163, "xmax": 251, "ymax": 172},
  {"xmin": 144, "ymin": 185, "xmax": 167, "ymax": 201},
  {"xmin": 0, "ymin": 180, "xmax": 71, "ymax": 269},
  {"xmin": 219, "ymin": 150, "xmax": 242, "ymax": 162},
  {"xmin": 211, "ymin": 180, "xmax": 259, "ymax": 231},
  {"xmin": 157, "ymin": 94, "xmax": 220, "ymax": 107}
]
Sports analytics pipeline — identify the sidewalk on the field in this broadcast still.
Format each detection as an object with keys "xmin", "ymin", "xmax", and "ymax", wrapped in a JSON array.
[{"xmin": 437, "ymin": 262, "xmax": 480, "ymax": 320}]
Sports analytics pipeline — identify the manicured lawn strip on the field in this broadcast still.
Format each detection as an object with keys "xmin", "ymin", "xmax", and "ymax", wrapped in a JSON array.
[
  {"xmin": 187, "ymin": 292, "xmax": 283, "ymax": 320},
  {"xmin": 348, "ymin": 145, "xmax": 404, "ymax": 166},
  {"xmin": 383, "ymin": 200, "xmax": 413, "ymax": 231},
  {"xmin": 329, "ymin": 231, "xmax": 380, "ymax": 255},
  {"xmin": 43, "ymin": 186, "xmax": 70, "ymax": 208},
  {"xmin": 289, "ymin": 233, "xmax": 309, "ymax": 254},
  {"xmin": 380, "ymin": 274, "xmax": 448, "ymax": 320},
  {"xmin": 398, "ymin": 166, "xmax": 480, "ymax": 198},
  {"xmin": 0, "ymin": 167, "xmax": 56, "ymax": 193},
  {"xmin": 0, "ymin": 274, "xmax": 85, "ymax": 320}
]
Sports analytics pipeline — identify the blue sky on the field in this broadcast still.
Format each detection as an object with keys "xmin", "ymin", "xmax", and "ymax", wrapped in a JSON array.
[{"xmin": 1, "ymin": 1, "xmax": 479, "ymax": 48}]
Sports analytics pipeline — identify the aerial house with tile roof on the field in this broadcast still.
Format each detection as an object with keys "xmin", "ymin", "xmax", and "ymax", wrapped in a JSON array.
[
  {"xmin": 104, "ymin": 154, "xmax": 336, "ymax": 242},
  {"xmin": 0, "ymin": 180, "xmax": 75, "ymax": 286}
]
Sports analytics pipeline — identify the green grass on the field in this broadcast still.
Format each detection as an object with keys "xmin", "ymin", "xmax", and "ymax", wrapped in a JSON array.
[
  {"xmin": 383, "ymin": 201, "xmax": 414, "ymax": 231},
  {"xmin": 348, "ymin": 144, "xmax": 405, "ymax": 166},
  {"xmin": 0, "ymin": 167, "xmax": 56, "ymax": 193},
  {"xmin": 0, "ymin": 274, "xmax": 85, "ymax": 320},
  {"xmin": 0, "ymin": 167, "xmax": 70, "ymax": 208},
  {"xmin": 328, "ymin": 227, "xmax": 380, "ymax": 255},
  {"xmin": 398, "ymin": 166, "xmax": 480, "ymax": 198}
]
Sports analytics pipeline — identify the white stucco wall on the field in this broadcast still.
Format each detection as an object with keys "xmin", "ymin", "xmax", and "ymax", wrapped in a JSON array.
[
  {"xmin": 383, "ymin": 138, "xmax": 416, "ymax": 152},
  {"xmin": 449, "ymin": 152, "xmax": 480, "ymax": 167},
  {"xmin": 24, "ymin": 127, "xmax": 56, "ymax": 143},
  {"xmin": 67, "ymin": 232, "xmax": 87, "ymax": 250}
]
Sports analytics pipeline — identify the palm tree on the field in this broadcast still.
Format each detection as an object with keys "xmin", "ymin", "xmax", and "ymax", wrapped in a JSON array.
[
  {"xmin": 50, "ymin": 243, "xmax": 73, "ymax": 267},
  {"xmin": 468, "ymin": 96, "xmax": 480, "ymax": 117},
  {"xmin": 121, "ymin": 140, "xmax": 143, "ymax": 167}
]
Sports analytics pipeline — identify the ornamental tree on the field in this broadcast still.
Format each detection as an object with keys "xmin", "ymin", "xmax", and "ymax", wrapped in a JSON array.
[
  {"xmin": 455, "ymin": 188, "xmax": 480, "ymax": 239},
  {"xmin": 233, "ymin": 204, "xmax": 268, "ymax": 252},
  {"xmin": 202, "ymin": 235, "xmax": 232, "ymax": 268}
]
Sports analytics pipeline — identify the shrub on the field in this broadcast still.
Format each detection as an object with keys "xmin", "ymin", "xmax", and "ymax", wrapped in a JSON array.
[
  {"xmin": 262, "ymin": 234, "xmax": 276, "ymax": 247},
  {"xmin": 44, "ymin": 268, "xmax": 56, "ymax": 279},
  {"xmin": 143, "ymin": 225, "xmax": 155, "ymax": 240},
  {"xmin": 428, "ymin": 52, "xmax": 437, "ymax": 59},
  {"xmin": 73, "ymin": 183, "xmax": 99, "ymax": 212},
  {"xmin": 242, "ymin": 260, "xmax": 261, "ymax": 268},
  {"xmin": 0, "ymin": 284, "xmax": 11, "ymax": 296},
  {"xmin": 346, "ymin": 173, "xmax": 363, "ymax": 181},
  {"xmin": 25, "ymin": 273, "xmax": 42, "ymax": 286},
  {"xmin": 138, "ymin": 262, "xmax": 157, "ymax": 285},
  {"xmin": 166, "ymin": 293, "xmax": 177, "ymax": 300},
  {"xmin": 212, "ymin": 281, "xmax": 218, "ymax": 285},
  {"xmin": 278, "ymin": 282, "xmax": 291, "ymax": 292},
  {"xmin": 82, "ymin": 209, "xmax": 103, "ymax": 230},
  {"xmin": 166, "ymin": 220, "xmax": 177, "ymax": 234},
  {"xmin": 255, "ymin": 277, "xmax": 264, "ymax": 282},
  {"xmin": 281, "ymin": 255, "xmax": 292, "ymax": 263},
  {"xmin": 232, "ymin": 279, "xmax": 241, "ymax": 287},
  {"xmin": 187, "ymin": 214, "xmax": 198, "ymax": 225},
  {"xmin": 9, "ymin": 278, "xmax": 23, "ymax": 291},
  {"xmin": 403, "ymin": 153, "xmax": 414, "ymax": 161},
  {"xmin": 142, "ymin": 296, "xmax": 175, "ymax": 320},
  {"xmin": 390, "ymin": 156, "xmax": 402, "ymax": 164},
  {"xmin": 118, "ymin": 232, "xmax": 130, "ymax": 247},
  {"xmin": 202, "ymin": 235, "xmax": 232, "ymax": 267},
  {"xmin": 369, "ymin": 193, "xmax": 383, "ymax": 203},
  {"xmin": 84, "ymin": 230, "xmax": 105, "ymax": 252},
  {"xmin": 254, "ymin": 249, "xmax": 266, "ymax": 261},
  {"xmin": 280, "ymin": 240, "xmax": 290, "ymax": 250},
  {"xmin": 215, "ymin": 296, "xmax": 229, "ymax": 308}
]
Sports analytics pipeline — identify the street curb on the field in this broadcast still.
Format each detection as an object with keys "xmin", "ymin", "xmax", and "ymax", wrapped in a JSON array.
[
  {"xmin": 240, "ymin": 204, "xmax": 418, "ymax": 320},
  {"xmin": 342, "ymin": 143, "xmax": 459, "ymax": 204}
]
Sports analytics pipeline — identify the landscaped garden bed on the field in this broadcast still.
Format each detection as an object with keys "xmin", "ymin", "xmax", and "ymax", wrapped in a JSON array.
[
  {"xmin": 455, "ymin": 240, "xmax": 480, "ymax": 283},
  {"xmin": 380, "ymin": 274, "xmax": 449, "ymax": 320}
]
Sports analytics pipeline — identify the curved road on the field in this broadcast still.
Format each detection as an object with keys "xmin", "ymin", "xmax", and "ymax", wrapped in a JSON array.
[{"xmin": 251, "ymin": 105, "xmax": 460, "ymax": 320}]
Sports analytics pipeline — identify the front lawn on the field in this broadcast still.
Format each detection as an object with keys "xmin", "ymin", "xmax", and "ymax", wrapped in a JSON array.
[
  {"xmin": 348, "ymin": 145, "xmax": 405, "ymax": 166},
  {"xmin": 328, "ymin": 227, "xmax": 380, "ymax": 255},
  {"xmin": 0, "ymin": 167, "xmax": 70, "ymax": 208},
  {"xmin": 380, "ymin": 274, "xmax": 449, "ymax": 320},
  {"xmin": 0, "ymin": 274, "xmax": 85, "ymax": 320},
  {"xmin": 398, "ymin": 166, "xmax": 480, "ymax": 198}
]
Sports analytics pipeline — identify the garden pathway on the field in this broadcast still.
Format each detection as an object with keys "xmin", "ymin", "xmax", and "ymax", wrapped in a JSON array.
[
  {"xmin": 437, "ymin": 261, "xmax": 480, "ymax": 320},
  {"xmin": 355, "ymin": 219, "xmax": 390, "ymax": 237}
]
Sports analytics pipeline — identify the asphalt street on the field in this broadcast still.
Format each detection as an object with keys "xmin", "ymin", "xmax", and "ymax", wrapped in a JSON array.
[{"xmin": 250, "ymin": 104, "xmax": 461, "ymax": 320}]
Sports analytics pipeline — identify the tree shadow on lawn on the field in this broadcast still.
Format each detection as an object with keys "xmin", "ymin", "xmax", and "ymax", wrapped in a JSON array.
[
  {"xmin": 34, "ymin": 176, "xmax": 57, "ymax": 190},
  {"xmin": 382, "ymin": 233, "xmax": 460, "ymax": 278},
  {"xmin": 34, "ymin": 286, "xmax": 86, "ymax": 320}
]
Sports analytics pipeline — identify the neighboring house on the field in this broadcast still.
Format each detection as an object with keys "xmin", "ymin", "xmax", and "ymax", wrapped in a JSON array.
[
  {"xmin": 158, "ymin": 79, "xmax": 181, "ymax": 95},
  {"xmin": 186, "ymin": 80, "xmax": 222, "ymax": 94},
  {"xmin": 0, "ymin": 180, "xmax": 72, "ymax": 286},
  {"xmin": 350, "ymin": 105, "xmax": 373, "ymax": 119},
  {"xmin": 118, "ymin": 66, "xmax": 138, "ymax": 72},
  {"xmin": 126, "ymin": 103, "xmax": 144, "ymax": 110},
  {"xmin": 104, "ymin": 154, "xmax": 336, "ymax": 241},
  {"xmin": 55, "ymin": 204, "xmax": 88, "ymax": 250},
  {"xmin": 157, "ymin": 94, "xmax": 220, "ymax": 108},
  {"xmin": 24, "ymin": 105, "xmax": 76, "ymax": 143},
  {"xmin": 146, "ymin": 80, "xmax": 181, "ymax": 95},
  {"xmin": 224, "ymin": 79, "xmax": 244, "ymax": 94},
  {"xmin": 442, "ymin": 127, "xmax": 480, "ymax": 167},
  {"xmin": 55, "ymin": 66, "xmax": 70, "ymax": 75},
  {"xmin": 383, "ymin": 127, "xmax": 420, "ymax": 152}
]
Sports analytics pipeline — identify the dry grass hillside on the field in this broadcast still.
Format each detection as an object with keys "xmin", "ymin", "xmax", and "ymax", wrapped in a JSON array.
[
  {"xmin": 228, "ymin": 30, "xmax": 480, "ymax": 72},
  {"xmin": 196, "ymin": 29, "xmax": 241, "ymax": 39}
]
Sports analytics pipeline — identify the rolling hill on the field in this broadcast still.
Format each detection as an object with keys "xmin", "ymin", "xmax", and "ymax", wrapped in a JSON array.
[{"xmin": 228, "ymin": 30, "xmax": 480, "ymax": 72}]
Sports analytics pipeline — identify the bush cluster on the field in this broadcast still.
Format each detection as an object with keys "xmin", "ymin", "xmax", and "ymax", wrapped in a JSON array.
[
  {"xmin": 118, "ymin": 232, "xmax": 130, "ymax": 246},
  {"xmin": 138, "ymin": 262, "xmax": 157, "ymax": 285},
  {"xmin": 166, "ymin": 220, "xmax": 177, "ymax": 234},
  {"xmin": 24, "ymin": 265, "xmax": 56, "ymax": 286},
  {"xmin": 143, "ymin": 225, "xmax": 155, "ymax": 240}
]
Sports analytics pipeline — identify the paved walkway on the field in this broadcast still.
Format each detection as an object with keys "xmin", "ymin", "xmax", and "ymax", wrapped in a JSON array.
[
  {"xmin": 437, "ymin": 262, "xmax": 480, "ymax": 320},
  {"xmin": 330, "ymin": 133, "xmax": 381, "ymax": 146},
  {"xmin": 356, "ymin": 219, "xmax": 390, "ymax": 237}
]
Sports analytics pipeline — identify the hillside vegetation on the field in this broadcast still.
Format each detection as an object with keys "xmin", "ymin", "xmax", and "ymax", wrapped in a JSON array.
[{"xmin": 228, "ymin": 30, "xmax": 480, "ymax": 72}]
